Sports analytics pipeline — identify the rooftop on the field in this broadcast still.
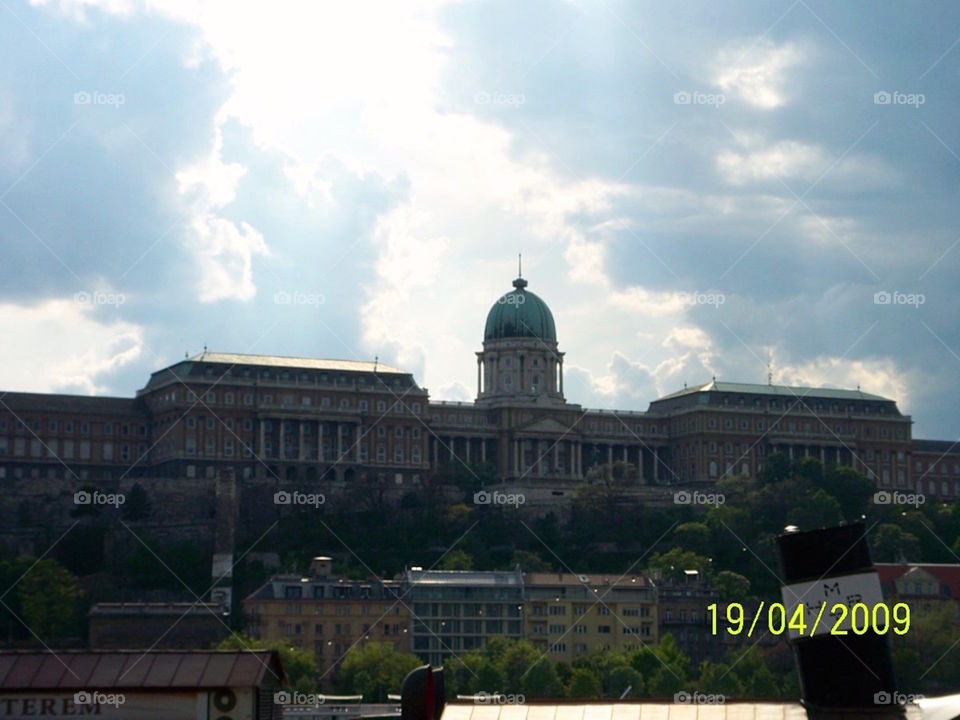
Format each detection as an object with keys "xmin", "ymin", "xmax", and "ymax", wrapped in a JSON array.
[
  {"xmin": 0, "ymin": 392, "xmax": 140, "ymax": 415},
  {"xmin": 184, "ymin": 351, "xmax": 406, "ymax": 375},
  {"xmin": 654, "ymin": 379, "xmax": 894, "ymax": 403},
  {"xmin": 88, "ymin": 602, "xmax": 224, "ymax": 617},
  {"xmin": 406, "ymin": 569, "xmax": 524, "ymax": 587},
  {"xmin": 440, "ymin": 700, "xmax": 924, "ymax": 720},
  {"xmin": 0, "ymin": 650, "xmax": 284, "ymax": 690},
  {"xmin": 911, "ymin": 439, "xmax": 960, "ymax": 454},
  {"xmin": 523, "ymin": 572, "xmax": 652, "ymax": 588}
]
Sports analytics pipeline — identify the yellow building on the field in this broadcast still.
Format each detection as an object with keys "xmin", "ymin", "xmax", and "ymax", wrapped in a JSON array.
[
  {"xmin": 243, "ymin": 556, "xmax": 409, "ymax": 689},
  {"xmin": 522, "ymin": 572, "xmax": 657, "ymax": 662}
]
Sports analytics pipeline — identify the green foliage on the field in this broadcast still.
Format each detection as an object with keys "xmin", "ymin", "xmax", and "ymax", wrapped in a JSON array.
[
  {"xmin": 218, "ymin": 633, "xmax": 318, "ymax": 692},
  {"xmin": 124, "ymin": 540, "xmax": 210, "ymax": 594},
  {"xmin": 631, "ymin": 634, "xmax": 691, "ymax": 696},
  {"xmin": 505, "ymin": 550, "xmax": 551, "ymax": 571},
  {"xmin": 336, "ymin": 641, "xmax": 423, "ymax": 701},
  {"xmin": 714, "ymin": 571, "xmax": 751, "ymax": 602},
  {"xmin": 697, "ymin": 646, "xmax": 780, "ymax": 698},
  {"xmin": 438, "ymin": 549, "xmax": 474, "ymax": 571},
  {"xmin": 787, "ymin": 488, "xmax": 842, "ymax": 530},
  {"xmin": 871, "ymin": 524, "xmax": 921, "ymax": 562},
  {"xmin": 13, "ymin": 559, "xmax": 83, "ymax": 640},
  {"xmin": 646, "ymin": 548, "xmax": 712, "ymax": 582},
  {"xmin": 673, "ymin": 522, "xmax": 711, "ymax": 555},
  {"xmin": 566, "ymin": 667, "xmax": 601, "ymax": 698}
]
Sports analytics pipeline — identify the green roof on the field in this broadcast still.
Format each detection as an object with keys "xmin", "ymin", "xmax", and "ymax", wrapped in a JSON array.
[
  {"xmin": 484, "ymin": 277, "xmax": 557, "ymax": 342},
  {"xmin": 655, "ymin": 380, "xmax": 893, "ymax": 403}
]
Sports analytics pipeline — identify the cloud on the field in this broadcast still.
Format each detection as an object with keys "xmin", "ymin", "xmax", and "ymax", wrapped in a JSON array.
[
  {"xmin": 0, "ymin": 299, "xmax": 142, "ymax": 394},
  {"xmin": 715, "ymin": 39, "xmax": 804, "ymax": 109}
]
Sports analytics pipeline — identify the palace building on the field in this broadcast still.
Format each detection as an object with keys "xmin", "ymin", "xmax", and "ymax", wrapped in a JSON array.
[{"xmin": 0, "ymin": 272, "xmax": 957, "ymax": 498}]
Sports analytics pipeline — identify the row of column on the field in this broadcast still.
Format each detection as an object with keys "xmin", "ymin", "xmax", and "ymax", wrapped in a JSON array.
[
  {"xmin": 432, "ymin": 436, "xmax": 491, "ymax": 466},
  {"xmin": 431, "ymin": 435, "xmax": 666, "ymax": 481},
  {"xmin": 259, "ymin": 418, "xmax": 358, "ymax": 462}
]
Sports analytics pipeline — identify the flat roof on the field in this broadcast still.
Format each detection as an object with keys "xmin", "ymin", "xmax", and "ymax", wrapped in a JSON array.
[
  {"xmin": 88, "ymin": 602, "xmax": 224, "ymax": 617},
  {"xmin": 0, "ymin": 392, "xmax": 140, "ymax": 415},
  {"xmin": 0, "ymin": 650, "xmax": 284, "ymax": 690},
  {"xmin": 440, "ymin": 700, "xmax": 922, "ymax": 720},
  {"xmin": 654, "ymin": 380, "xmax": 893, "ymax": 403},
  {"xmin": 406, "ymin": 570, "xmax": 523, "ymax": 587},
  {"xmin": 911, "ymin": 439, "xmax": 960, "ymax": 454},
  {"xmin": 185, "ymin": 351, "xmax": 406, "ymax": 375},
  {"xmin": 523, "ymin": 573, "xmax": 652, "ymax": 589}
]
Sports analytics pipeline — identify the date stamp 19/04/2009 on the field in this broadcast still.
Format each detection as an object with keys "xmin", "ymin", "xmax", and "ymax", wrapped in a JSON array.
[{"xmin": 707, "ymin": 600, "xmax": 910, "ymax": 638}]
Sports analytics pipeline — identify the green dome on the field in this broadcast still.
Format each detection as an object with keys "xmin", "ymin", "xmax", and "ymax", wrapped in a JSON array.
[{"xmin": 484, "ymin": 277, "xmax": 557, "ymax": 342}]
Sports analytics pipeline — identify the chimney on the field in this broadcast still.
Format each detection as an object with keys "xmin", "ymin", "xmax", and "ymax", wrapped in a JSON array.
[
  {"xmin": 777, "ymin": 522, "xmax": 898, "ymax": 714},
  {"xmin": 310, "ymin": 556, "xmax": 333, "ymax": 578},
  {"xmin": 210, "ymin": 468, "xmax": 238, "ymax": 615}
]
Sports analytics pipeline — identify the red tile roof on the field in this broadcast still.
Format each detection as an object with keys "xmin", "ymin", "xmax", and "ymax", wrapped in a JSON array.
[{"xmin": 875, "ymin": 562, "xmax": 960, "ymax": 599}]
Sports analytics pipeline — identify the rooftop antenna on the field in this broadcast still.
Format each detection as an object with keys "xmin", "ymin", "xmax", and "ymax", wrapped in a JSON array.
[
  {"xmin": 374, "ymin": 355, "xmax": 378, "ymax": 372},
  {"xmin": 767, "ymin": 348, "xmax": 773, "ymax": 386},
  {"xmin": 518, "ymin": 253, "xmax": 522, "ymax": 278}
]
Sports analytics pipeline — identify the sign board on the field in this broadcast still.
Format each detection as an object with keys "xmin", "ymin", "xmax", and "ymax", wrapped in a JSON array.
[
  {"xmin": 0, "ymin": 689, "xmax": 253, "ymax": 720},
  {"xmin": 780, "ymin": 571, "xmax": 885, "ymax": 639}
]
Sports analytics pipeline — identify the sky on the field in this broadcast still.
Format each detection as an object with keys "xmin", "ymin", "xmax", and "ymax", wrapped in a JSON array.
[{"xmin": 0, "ymin": 0, "xmax": 958, "ymax": 439}]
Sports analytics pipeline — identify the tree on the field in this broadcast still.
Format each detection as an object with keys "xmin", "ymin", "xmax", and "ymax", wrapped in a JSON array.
[
  {"xmin": 438, "ymin": 549, "xmax": 474, "ymax": 571},
  {"xmin": 336, "ymin": 642, "xmax": 422, "ymax": 701},
  {"xmin": 18, "ymin": 559, "xmax": 83, "ymax": 640},
  {"xmin": 673, "ymin": 523, "xmax": 711, "ymax": 556},
  {"xmin": 697, "ymin": 647, "xmax": 779, "ymax": 698},
  {"xmin": 787, "ymin": 488, "xmax": 842, "ymax": 530},
  {"xmin": 444, "ymin": 651, "xmax": 502, "ymax": 697},
  {"xmin": 123, "ymin": 483, "xmax": 152, "ymax": 520},
  {"xmin": 757, "ymin": 453, "xmax": 792, "ymax": 485},
  {"xmin": 567, "ymin": 667, "xmax": 601, "ymax": 698},
  {"xmin": 606, "ymin": 665, "xmax": 643, "ymax": 698},
  {"xmin": 500, "ymin": 640, "xmax": 562, "ymax": 696},
  {"xmin": 822, "ymin": 465, "xmax": 874, "ymax": 520},
  {"xmin": 506, "ymin": 550, "xmax": 551, "ymax": 572},
  {"xmin": 631, "ymin": 634, "xmax": 691, "ymax": 697},
  {"xmin": 714, "ymin": 571, "xmax": 751, "ymax": 602},
  {"xmin": 218, "ymin": 633, "xmax": 317, "ymax": 692},
  {"xmin": 646, "ymin": 548, "xmax": 712, "ymax": 583},
  {"xmin": 871, "ymin": 524, "xmax": 921, "ymax": 562}
]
